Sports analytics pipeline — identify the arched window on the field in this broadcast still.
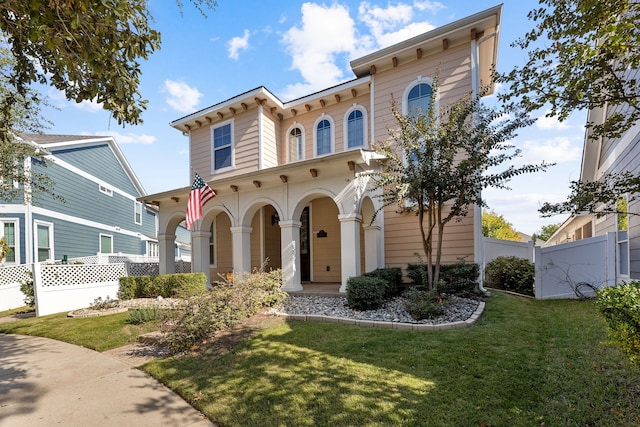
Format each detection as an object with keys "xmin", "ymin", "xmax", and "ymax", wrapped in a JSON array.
[
  {"xmin": 346, "ymin": 108, "xmax": 366, "ymax": 149},
  {"xmin": 288, "ymin": 126, "xmax": 304, "ymax": 162},
  {"xmin": 407, "ymin": 83, "xmax": 432, "ymax": 118},
  {"xmin": 315, "ymin": 118, "xmax": 332, "ymax": 156}
]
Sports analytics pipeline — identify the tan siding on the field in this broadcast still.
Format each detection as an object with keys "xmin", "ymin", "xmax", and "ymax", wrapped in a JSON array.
[
  {"xmin": 210, "ymin": 213, "xmax": 232, "ymax": 280},
  {"xmin": 311, "ymin": 197, "xmax": 342, "ymax": 282},
  {"xmin": 383, "ymin": 205, "xmax": 475, "ymax": 269},
  {"xmin": 261, "ymin": 112, "xmax": 278, "ymax": 169},
  {"xmin": 190, "ymin": 126, "xmax": 211, "ymax": 179}
]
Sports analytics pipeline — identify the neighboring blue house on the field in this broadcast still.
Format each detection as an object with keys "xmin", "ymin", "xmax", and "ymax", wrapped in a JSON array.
[{"xmin": 0, "ymin": 134, "xmax": 159, "ymax": 265}]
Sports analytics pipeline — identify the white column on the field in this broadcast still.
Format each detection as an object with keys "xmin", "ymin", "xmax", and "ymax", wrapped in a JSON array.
[
  {"xmin": 363, "ymin": 224, "xmax": 381, "ymax": 273},
  {"xmin": 339, "ymin": 213, "xmax": 362, "ymax": 293},
  {"xmin": 158, "ymin": 233, "xmax": 176, "ymax": 274},
  {"xmin": 231, "ymin": 226, "xmax": 252, "ymax": 275},
  {"xmin": 191, "ymin": 230, "xmax": 211, "ymax": 285},
  {"xmin": 279, "ymin": 220, "xmax": 302, "ymax": 292}
]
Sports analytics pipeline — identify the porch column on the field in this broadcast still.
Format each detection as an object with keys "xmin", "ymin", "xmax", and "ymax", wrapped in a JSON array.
[
  {"xmin": 363, "ymin": 224, "xmax": 382, "ymax": 273},
  {"xmin": 158, "ymin": 233, "xmax": 176, "ymax": 274},
  {"xmin": 279, "ymin": 220, "xmax": 303, "ymax": 292},
  {"xmin": 339, "ymin": 213, "xmax": 362, "ymax": 293},
  {"xmin": 231, "ymin": 226, "xmax": 252, "ymax": 275},
  {"xmin": 191, "ymin": 230, "xmax": 211, "ymax": 285}
]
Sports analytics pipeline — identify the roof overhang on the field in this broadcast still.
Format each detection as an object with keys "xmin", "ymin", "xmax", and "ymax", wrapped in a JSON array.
[{"xmin": 140, "ymin": 150, "xmax": 374, "ymax": 207}]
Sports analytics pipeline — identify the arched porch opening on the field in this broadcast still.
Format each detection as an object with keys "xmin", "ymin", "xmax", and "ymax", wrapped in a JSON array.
[
  {"xmin": 199, "ymin": 209, "xmax": 234, "ymax": 284},
  {"xmin": 359, "ymin": 195, "xmax": 383, "ymax": 274},
  {"xmin": 158, "ymin": 213, "xmax": 186, "ymax": 275}
]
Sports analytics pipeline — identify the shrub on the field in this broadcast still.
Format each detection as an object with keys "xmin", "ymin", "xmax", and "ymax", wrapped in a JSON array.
[
  {"xmin": 89, "ymin": 296, "xmax": 119, "ymax": 310},
  {"xmin": 596, "ymin": 282, "xmax": 640, "ymax": 366},
  {"xmin": 165, "ymin": 269, "xmax": 287, "ymax": 353},
  {"xmin": 484, "ymin": 256, "xmax": 535, "ymax": 296},
  {"xmin": 126, "ymin": 306, "xmax": 160, "ymax": 325},
  {"xmin": 364, "ymin": 267, "xmax": 403, "ymax": 298},
  {"xmin": 403, "ymin": 287, "xmax": 447, "ymax": 320},
  {"xmin": 346, "ymin": 276, "xmax": 385, "ymax": 311},
  {"xmin": 118, "ymin": 273, "xmax": 206, "ymax": 300},
  {"xmin": 407, "ymin": 262, "xmax": 480, "ymax": 297},
  {"xmin": 19, "ymin": 272, "xmax": 35, "ymax": 308}
]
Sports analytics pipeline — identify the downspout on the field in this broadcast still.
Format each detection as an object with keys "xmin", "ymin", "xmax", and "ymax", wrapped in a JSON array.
[{"xmin": 472, "ymin": 27, "xmax": 499, "ymax": 293}]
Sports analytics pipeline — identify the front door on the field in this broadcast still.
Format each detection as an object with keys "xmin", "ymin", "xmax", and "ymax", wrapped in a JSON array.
[{"xmin": 300, "ymin": 207, "xmax": 311, "ymax": 282}]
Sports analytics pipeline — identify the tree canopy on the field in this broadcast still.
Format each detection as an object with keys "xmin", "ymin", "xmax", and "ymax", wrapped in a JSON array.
[
  {"xmin": 532, "ymin": 222, "xmax": 561, "ymax": 244},
  {"xmin": 498, "ymin": 0, "xmax": 640, "ymax": 139},
  {"xmin": 369, "ymin": 84, "xmax": 549, "ymax": 288},
  {"xmin": 482, "ymin": 211, "xmax": 521, "ymax": 242}
]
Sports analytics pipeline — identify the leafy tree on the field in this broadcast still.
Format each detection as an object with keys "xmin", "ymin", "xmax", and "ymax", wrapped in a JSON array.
[
  {"xmin": 0, "ymin": 237, "xmax": 10, "ymax": 261},
  {"xmin": 482, "ymin": 211, "xmax": 521, "ymax": 241},
  {"xmin": 498, "ymin": 0, "xmax": 640, "ymax": 139},
  {"xmin": 532, "ymin": 222, "xmax": 561, "ymax": 244},
  {"xmin": 0, "ymin": 0, "xmax": 216, "ymax": 199},
  {"xmin": 369, "ymin": 84, "xmax": 550, "ymax": 289}
]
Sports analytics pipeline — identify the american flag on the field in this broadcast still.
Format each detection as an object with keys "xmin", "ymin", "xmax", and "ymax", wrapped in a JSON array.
[{"xmin": 185, "ymin": 172, "xmax": 216, "ymax": 230}]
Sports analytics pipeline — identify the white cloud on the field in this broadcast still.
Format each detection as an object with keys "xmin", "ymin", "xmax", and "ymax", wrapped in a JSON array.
[
  {"xmin": 163, "ymin": 80, "xmax": 203, "ymax": 113},
  {"xmin": 83, "ymin": 130, "xmax": 156, "ymax": 145},
  {"xmin": 281, "ymin": 3, "xmax": 360, "ymax": 99},
  {"xmin": 228, "ymin": 29, "xmax": 250, "ymax": 60},
  {"xmin": 73, "ymin": 98, "xmax": 103, "ymax": 113},
  {"xmin": 518, "ymin": 135, "xmax": 582, "ymax": 165},
  {"xmin": 536, "ymin": 110, "xmax": 571, "ymax": 130},
  {"xmin": 414, "ymin": 0, "xmax": 445, "ymax": 13},
  {"xmin": 359, "ymin": 2, "xmax": 435, "ymax": 48}
]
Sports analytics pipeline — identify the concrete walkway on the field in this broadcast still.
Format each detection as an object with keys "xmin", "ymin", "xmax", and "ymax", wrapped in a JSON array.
[{"xmin": 0, "ymin": 333, "xmax": 215, "ymax": 426}]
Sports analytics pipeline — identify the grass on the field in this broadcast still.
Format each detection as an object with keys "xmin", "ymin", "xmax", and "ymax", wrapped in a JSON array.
[
  {"xmin": 0, "ymin": 306, "xmax": 34, "ymax": 318},
  {"xmin": 0, "ymin": 311, "xmax": 160, "ymax": 352},
  {"xmin": 143, "ymin": 293, "xmax": 640, "ymax": 426}
]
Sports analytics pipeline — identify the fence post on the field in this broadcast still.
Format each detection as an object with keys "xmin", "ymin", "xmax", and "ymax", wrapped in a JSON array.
[
  {"xmin": 606, "ymin": 231, "xmax": 617, "ymax": 287},
  {"xmin": 32, "ymin": 263, "xmax": 43, "ymax": 317},
  {"xmin": 534, "ymin": 246, "xmax": 542, "ymax": 299}
]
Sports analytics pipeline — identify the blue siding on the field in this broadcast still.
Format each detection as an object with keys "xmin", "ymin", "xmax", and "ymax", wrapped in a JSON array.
[{"xmin": 52, "ymin": 144, "xmax": 139, "ymax": 195}]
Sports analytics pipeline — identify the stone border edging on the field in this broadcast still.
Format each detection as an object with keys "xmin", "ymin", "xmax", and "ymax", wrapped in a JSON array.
[
  {"xmin": 274, "ymin": 301, "xmax": 485, "ymax": 330},
  {"xmin": 67, "ymin": 307, "xmax": 129, "ymax": 318}
]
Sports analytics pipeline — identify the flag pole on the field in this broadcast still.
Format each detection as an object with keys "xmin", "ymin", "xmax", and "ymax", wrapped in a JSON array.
[{"xmin": 190, "ymin": 168, "xmax": 235, "ymax": 221}]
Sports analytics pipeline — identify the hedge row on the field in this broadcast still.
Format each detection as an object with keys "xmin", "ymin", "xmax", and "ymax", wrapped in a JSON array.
[
  {"xmin": 484, "ymin": 256, "xmax": 535, "ymax": 296},
  {"xmin": 596, "ymin": 281, "xmax": 640, "ymax": 366},
  {"xmin": 407, "ymin": 261, "xmax": 480, "ymax": 297},
  {"xmin": 118, "ymin": 273, "xmax": 207, "ymax": 300}
]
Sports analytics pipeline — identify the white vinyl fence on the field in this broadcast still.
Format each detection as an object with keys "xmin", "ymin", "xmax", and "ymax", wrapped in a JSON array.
[
  {"xmin": 0, "ymin": 258, "xmax": 192, "ymax": 316},
  {"xmin": 483, "ymin": 237, "xmax": 534, "ymax": 265},
  {"xmin": 535, "ymin": 232, "xmax": 618, "ymax": 299}
]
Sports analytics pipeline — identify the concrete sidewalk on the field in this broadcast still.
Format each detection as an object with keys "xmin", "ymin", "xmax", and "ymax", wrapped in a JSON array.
[{"xmin": 0, "ymin": 334, "xmax": 215, "ymax": 426}]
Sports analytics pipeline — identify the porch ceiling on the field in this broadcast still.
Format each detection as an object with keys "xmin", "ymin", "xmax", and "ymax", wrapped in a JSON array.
[{"xmin": 140, "ymin": 150, "xmax": 371, "ymax": 207}]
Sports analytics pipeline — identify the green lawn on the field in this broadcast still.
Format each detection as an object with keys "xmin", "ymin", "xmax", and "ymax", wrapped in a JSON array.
[
  {"xmin": 143, "ymin": 293, "xmax": 640, "ymax": 426},
  {"xmin": 0, "ymin": 311, "xmax": 160, "ymax": 351}
]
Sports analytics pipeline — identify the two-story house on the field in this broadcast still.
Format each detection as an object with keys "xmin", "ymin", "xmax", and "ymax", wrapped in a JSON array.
[
  {"xmin": 143, "ymin": 5, "xmax": 502, "ymax": 292},
  {"xmin": 0, "ymin": 135, "xmax": 159, "ymax": 265}
]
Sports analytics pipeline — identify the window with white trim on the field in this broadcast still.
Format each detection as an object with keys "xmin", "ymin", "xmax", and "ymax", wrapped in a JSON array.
[
  {"xmin": 147, "ymin": 241, "xmax": 159, "ymax": 258},
  {"xmin": 134, "ymin": 201, "xmax": 142, "ymax": 225},
  {"xmin": 344, "ymin": 105, "xmax": 367, "ymax": 149},
  {"xmin": 35, "ymin": 221, "xmax": 54, "ymax": 262},
  {"xmin": 212, "ymin": 120, "xmax": 234, "ymax": 172},
  {"xmin": 405, "ymin": 81, "xmax": 433, "ymax": 118},
  {"xmin": 99, "ymin": 184, "xmax": 113, "ymax": 196},
  {"xmin": 288, "ymin": 125, "xmax": 304, "ymax": 162},
  {"xmin": 99, "ymin": 234, "xmax": 113, "ymax": 254},
  {"xmin": 314, "ymin": 115, "xmax": 334, "ymax": 156},
  {"xmin": 1, "ymin": 219, "xmax": 19, "ymax": 264}
]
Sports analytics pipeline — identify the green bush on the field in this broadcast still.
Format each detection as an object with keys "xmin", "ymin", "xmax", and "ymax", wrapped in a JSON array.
[
  {"xmin": 484, "ymin": 256, "xmax": 535, "ymax": 296},
  {"xmin": 165, "ymin": 269, "xmax": 287, "ymax": 353},
  {"xmin": 126, "ymin": 306, "xmax": 160, "ymax": 325},
  {"xmin": 596, "ymin": 282, "xmax": 640, "ymax": 366},
  {"xmin": 346, "ymin": 276, "xmax": 385, "ymax": 311},
  {"xmin": 118, "ymin": 273, "xmax": 206, "ymax": 299},
  {"xmin": 407, "ymin": 262, "xmax": 480, "ymax": 297},
  {"xmin": 403, "ymin": 288, "xmax": 447, "ymax": 320},
  {"xmin": 364, "ymin": 267, "xmax": 403, "ymax": 298},
  {"xmin": 19, "ymin": 272, "xmax": 35, "ymax": 308}
]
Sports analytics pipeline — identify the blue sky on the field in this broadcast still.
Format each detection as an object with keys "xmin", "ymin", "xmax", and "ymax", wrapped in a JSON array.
[{"xmin": 38, "ymin": 0, "xmax": 585, "ymax": 235}]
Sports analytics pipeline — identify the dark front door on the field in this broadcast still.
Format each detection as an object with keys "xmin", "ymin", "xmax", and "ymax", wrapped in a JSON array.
[{"xmin": 300, "ymin": 207, "xmax": 311, "ymax": 282}]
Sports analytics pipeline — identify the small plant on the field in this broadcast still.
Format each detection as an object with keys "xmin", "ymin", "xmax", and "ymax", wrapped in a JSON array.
[
  {"xmin": 363, "ymin": 267, "xmax": 403, "ymax": 298},
  {"xmin": 596, "ymin": 281, "xmax": 640, "ymax": 366},
  {"xmin": 89, "ymin": 296, "xmax": 119, "ymax": 310},
  {"xmin": 126, "ymin": 306, "xmax": 160, "ymax": 325},
  {"xmin": 484, "ymin": 256, "xmax": 535, "ymax": 296},
  {"xmin": 19, "ymin": 271, "xmax": 35, "ymax": 308},
  {"xmin": 346, "ymin": 276, "xmax": 385, "ymax": 311},
  {"xmin": 403, "ymin": 287, "xmax": 447, "ymax": 320}
]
